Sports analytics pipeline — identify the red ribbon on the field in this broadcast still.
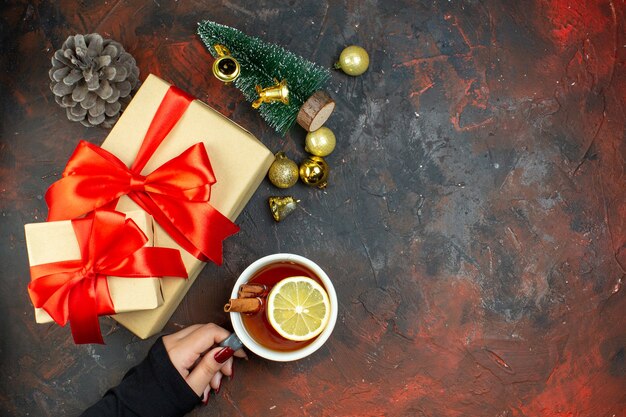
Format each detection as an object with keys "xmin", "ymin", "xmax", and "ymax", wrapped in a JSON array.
[
  {"xmin": 28, "ymin": 210, "xmax": 188, "ymax": 344},
  {"xmin": 45, "ymin": 86, "xmax": 239, "ymax": 264}
]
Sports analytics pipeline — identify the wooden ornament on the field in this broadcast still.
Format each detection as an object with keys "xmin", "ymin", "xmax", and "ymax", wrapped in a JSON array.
[{"xmin": 296, "ymin": 91, "xmax": 335, "ymax": 132}]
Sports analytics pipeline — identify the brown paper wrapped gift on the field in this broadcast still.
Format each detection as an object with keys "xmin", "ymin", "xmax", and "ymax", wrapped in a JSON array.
[
  {"xmin": 25, "ymin": 210, "xmax": 163, "ymax": 324},
  {"xmin": 100, "ymin": 74, "xmax": 273, "ymax": 338}
]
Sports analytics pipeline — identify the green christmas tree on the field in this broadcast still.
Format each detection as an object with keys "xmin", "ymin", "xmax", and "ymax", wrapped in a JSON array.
[{"xmin": 197, "ymin": 20, "xmax": 331, "ymax": 135}]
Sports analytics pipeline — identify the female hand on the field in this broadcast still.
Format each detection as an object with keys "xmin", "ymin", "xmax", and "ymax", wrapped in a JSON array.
[{"xmin": 162, "ymin": 323, "xmax": 247, "ymax": 402}]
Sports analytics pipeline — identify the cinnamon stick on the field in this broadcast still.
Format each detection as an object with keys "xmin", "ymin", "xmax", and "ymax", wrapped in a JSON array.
[
  {"xmin": 224, "ymin": 297, "xmax": 263, "ymax": 314},
  {"xmin": 238, "ymin": 283, "xmax": 269, "ymax": 298}
]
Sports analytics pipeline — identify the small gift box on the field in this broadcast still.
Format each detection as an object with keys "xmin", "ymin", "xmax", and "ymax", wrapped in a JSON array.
[
  {"xmin": 45, "ymin": 74, "xmax": 274, "ymax": 338},
  {"xmin": 25, "ymin": 210, "xmax": 187, "ymax": 343}
]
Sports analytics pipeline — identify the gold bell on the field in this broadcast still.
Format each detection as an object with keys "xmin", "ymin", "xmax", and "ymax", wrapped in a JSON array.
[
  {"xmin": 269, "ymin": 196, "xmax": 299, "ymax": 222},
  {"xmin": 212, "ymin": 44, "xmax": 241, "ymax": 83},
  {"xmin": 252, "ymin": 78, "xmax": 289, "ymax": 109}
]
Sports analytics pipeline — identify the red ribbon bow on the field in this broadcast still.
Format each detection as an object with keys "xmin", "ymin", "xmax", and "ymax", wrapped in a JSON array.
[
  {"xmin": 28, "ymin": 210, "xmax": 188, "ymax": 344},
  {"xmin": 45, "ymin": 86, "xmax": 239, "ymax": 264}
]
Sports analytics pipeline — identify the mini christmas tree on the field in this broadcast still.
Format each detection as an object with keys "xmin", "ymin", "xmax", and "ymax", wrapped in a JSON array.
[{"xmin": 197, "ymin": 20, "xmax": 332, "ymax": 135}]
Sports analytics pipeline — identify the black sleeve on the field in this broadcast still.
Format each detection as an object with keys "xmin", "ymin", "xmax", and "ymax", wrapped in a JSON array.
[{"xmin": 81, "ymin": 337, "xmax": 202, "ymax": 417}]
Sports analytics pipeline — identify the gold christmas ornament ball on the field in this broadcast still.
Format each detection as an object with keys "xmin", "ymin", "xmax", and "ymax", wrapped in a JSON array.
[
  {"xmin": 299, "ymin": 155, "xmax": 329, "ymax": 189},
  {"xmin": 335, "ymin": 45, "xmax": 369, "ymax": 76},
  {"xmin": 268, "ymin": 152, "xmax": 299, "ymax": 188},
  {"xmin": 305, "ymin": 127, "xmax": 336, "ymax": 157}
]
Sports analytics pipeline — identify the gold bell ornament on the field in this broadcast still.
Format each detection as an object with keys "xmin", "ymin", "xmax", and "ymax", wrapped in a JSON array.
[
  {"xmin": 252, "ymin": 78, "xmax": 289, "ymax": 109},
  {"xmin": 305, "ymin": 127, "xmax": 336, "ymax": 157},
  {"xmin": 269, "ymin": 196, "xmax": 300, "ymax": 222},
  {"xmin": 212, "ymin": 44, "xmax": 241, "ymax": 83},
  {"xmin": 335, "ymin": 45, "xmax": 369, "ymax": 76},
  {"xmin": 299, "ymin": 155, "xmax": 329, "ymax": 189},
  {"xmin": 268, "ymin": 152, "xmax": 299, "ymax": 188}
]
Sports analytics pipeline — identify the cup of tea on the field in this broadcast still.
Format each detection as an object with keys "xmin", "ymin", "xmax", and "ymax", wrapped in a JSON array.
[{"xmin": 228, "ymin": 253, "xmax": 338, "ymax": 361}]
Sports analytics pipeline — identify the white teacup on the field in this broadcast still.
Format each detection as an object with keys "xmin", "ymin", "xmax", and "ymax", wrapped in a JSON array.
[{"xmin": 229, "ymin": 253, "xmax": 338, "ymax": 361}]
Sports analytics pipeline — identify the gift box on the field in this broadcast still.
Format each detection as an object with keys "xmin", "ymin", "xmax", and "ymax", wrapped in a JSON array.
[
  {"xmin": 46, "ymin": 74, "xmax": 274, "ymax": 338},
  {"xmin": 25, "ymin": 210, "xmax": 187, "ymax": 343}
]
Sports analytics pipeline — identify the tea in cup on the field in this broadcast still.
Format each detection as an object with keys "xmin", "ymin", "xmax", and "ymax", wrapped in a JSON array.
[{"xmin": 227, "ymin": 254, "xmax": 337, "ymax": 361}]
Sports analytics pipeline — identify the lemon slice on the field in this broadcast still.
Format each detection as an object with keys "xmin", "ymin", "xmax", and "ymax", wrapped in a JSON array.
[{"xmin": 267, "ymin": 276, "xmax": 331, "ymax": 341}]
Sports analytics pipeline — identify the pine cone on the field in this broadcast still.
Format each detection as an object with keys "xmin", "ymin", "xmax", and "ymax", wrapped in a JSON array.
[{"xmin": 49, "ymin": 33, "xmax": 140, "ymax": 128}]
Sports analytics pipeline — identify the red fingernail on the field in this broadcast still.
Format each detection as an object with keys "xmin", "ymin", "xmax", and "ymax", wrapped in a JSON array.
[
  {"xmin": 215, "ymin": 380, "xmax": 222, "ymax": 394},
  {"xmin": 214, "ymin": 347, "xmax": 234, "ymax": 364},
  {"xmin": 202, "ymin": 392, "xmax": 210, "ymax": 405}
]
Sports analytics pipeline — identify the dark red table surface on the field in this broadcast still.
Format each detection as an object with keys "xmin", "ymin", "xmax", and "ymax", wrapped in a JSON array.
[{"xmin": 1, "ymin": 1, "xmax": 625, "ymax": 416}]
